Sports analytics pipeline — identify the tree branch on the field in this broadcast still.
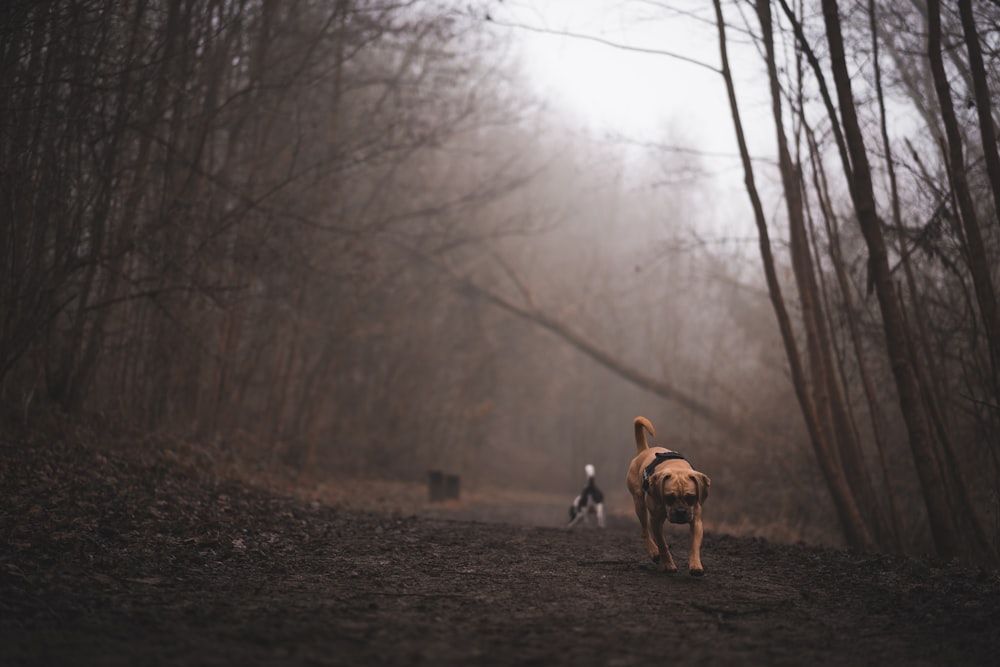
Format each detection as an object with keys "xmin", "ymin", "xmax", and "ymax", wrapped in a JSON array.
[
  {"xmin": 485, "ymin": 15, "xmax": 721, "ymax": 74},
  {"xmin": 390, "ymin": 236, "xmax": 751, "ymax": 441}
]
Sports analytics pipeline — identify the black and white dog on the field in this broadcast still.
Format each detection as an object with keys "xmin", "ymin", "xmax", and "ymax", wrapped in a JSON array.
[{"xmin": 568, "ymin": 464, "xmax": 606, "ymax": 528}]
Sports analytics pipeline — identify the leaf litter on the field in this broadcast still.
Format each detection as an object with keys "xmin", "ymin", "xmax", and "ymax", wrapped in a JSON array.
[{"xmin": 2, "ymin": 416, "xmax": 999, "ymax": 666}]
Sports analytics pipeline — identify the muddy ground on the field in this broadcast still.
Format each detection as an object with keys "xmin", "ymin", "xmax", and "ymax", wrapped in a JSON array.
[{"xmin": 2, "ymin": 421, "xmax": 999, "ymax": 666}]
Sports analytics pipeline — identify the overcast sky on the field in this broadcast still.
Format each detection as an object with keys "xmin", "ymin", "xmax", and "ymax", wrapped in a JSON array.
[{"xmin": 484, "ymin": 0, "xmax": 778, "ymax": 238}]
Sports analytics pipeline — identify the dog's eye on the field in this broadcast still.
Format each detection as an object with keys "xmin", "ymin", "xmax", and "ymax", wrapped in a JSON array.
[
  {"xmin": 684, "ymin": 494, "xmax": 697, "ymax": 505},
  {"xmin": 663, "ymin": 493, "xmax": 676, "ymax": 504}
]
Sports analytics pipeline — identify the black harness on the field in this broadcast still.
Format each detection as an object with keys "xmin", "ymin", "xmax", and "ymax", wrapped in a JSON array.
[{"xmin": 642, "ymin": 451, "xmax": 688, "ymax": 491}]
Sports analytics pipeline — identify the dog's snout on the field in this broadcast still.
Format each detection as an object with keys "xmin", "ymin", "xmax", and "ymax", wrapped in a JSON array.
[{"xmin": 669, "ymin": 508, "xmax": 691, "ymax": 524}]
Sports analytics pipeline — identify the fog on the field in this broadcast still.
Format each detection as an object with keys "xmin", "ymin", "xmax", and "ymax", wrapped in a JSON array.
[{"xmin": 2, "ymin": 0, "xmax": 999, "ymax": 562}]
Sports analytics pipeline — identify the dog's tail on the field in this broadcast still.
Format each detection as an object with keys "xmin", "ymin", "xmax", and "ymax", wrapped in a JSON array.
[{"xmin": 633, "ymin": 416, "xmax": 655, "ymax": 453}]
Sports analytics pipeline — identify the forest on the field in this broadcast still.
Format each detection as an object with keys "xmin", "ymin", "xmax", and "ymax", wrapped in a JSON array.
[{"xmin": 2, "ymin": 0, "xmax": 1000, "ymax": 568}]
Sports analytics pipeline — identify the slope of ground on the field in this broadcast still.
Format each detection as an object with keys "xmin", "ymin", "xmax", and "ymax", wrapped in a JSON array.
[{"xmin": 2, "ymin": 419, "xmax": 998, "ymax": 666}]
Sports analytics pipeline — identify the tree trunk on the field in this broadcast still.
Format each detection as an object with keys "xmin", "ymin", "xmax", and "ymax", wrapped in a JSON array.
[
  {"xmin": 803, "ymin": 118, "xmax": 904, "ymax": 551},
  {"xmin": 821, "ymin": 0, "xmax": 963, "ymax": 560},
  {"xmin": 957, "ymin": 0, "xmax": 1000, "ymax": 230},
  {"xmin": 713, "ymin": 0, "xmax": 873, "ymax": 549},
  {"xmin": 756, "ymin": 0, "xmax": 884, "ymax": 549},
  {"xmin": 927, "ymin": 0, "xmax": 1000, "ymax": 389}
]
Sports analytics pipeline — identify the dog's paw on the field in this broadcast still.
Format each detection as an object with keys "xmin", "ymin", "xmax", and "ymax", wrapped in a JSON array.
[
  {"xmin": 659, "ymin": 560, "xmax": 678, "ymax": 573},
  {"xmin": 689, "ymin": 567, "xmax": 705, "ymax": 577}
]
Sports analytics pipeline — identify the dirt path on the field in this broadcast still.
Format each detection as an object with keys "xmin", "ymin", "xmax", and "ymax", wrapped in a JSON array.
[{"xmin": 2, "ymin": 430, "xmax": 999, "ymax": 666}]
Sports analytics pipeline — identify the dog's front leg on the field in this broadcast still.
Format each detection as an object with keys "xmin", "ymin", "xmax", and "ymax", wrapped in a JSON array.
[
  {"xmin": 633, "ymin": 495, "xmax": 657, "ymax": 561},
  {"xmin": 688, "ymin": 517, "xmax": 705, "ymax": 576},
  {"xmin": 649, "ymin": 514, "xmax": 677, "ymax": 573}
]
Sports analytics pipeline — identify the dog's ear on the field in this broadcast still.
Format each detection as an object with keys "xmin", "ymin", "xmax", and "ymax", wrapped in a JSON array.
[
  {"xmin": 659, "ymin": 473, "xmax": 672, "ymax": 493},
  {"xmin": 691, "ymin": 473, "xmax": 711, "ymax": 503},
  {"xmin": 650, "ymin": 473, "xmax": 670, "ymax": 500}
]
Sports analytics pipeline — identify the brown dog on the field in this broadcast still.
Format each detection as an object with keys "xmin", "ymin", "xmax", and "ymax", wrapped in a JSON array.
[{"xmin": 626, "ymin": 416, "xmax": 710, "ymax": 575}]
